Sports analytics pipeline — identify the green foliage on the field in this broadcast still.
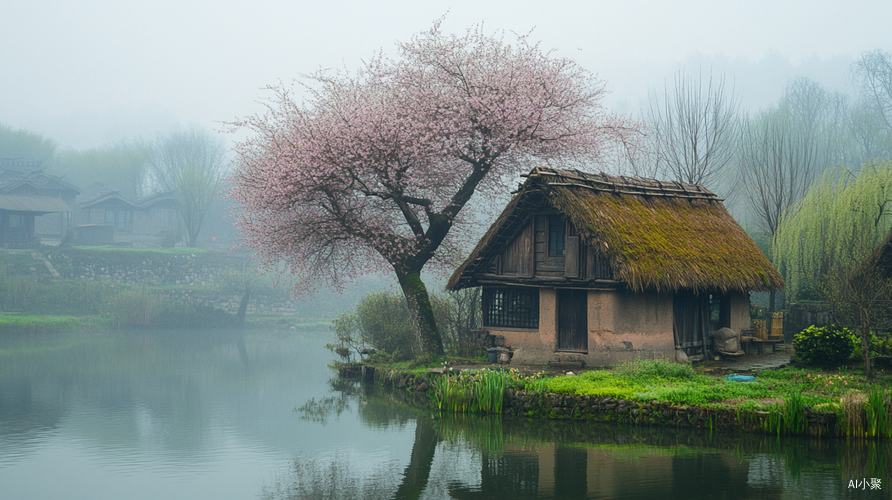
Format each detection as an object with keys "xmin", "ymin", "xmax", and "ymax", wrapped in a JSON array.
[
  {"xmin": 0, "ymin": 123, "xmax": 56, "ymax": 162},
  {"xmin": 774, "ymin": 162, "xmax": 892, "ymax": 300},
  {"xmin": 430, "ymin": 369, "xmax": 508, "ymax": 414},
  {"xmin": 0, "ymin": 272, "xmax": 111, "ymax": 315},
  {"xmin": 431, "ymin": 288, "xmax": 481, "ymax": 357},
  {"xmin": 851, "ymin": 330, "xmax": 892, "ymax": 359},
  {"xmin": 793, "ymin": 325, "xmax": 855, "ymax": 367},
  {"xmin": 107, "ymin": 288, "xmax": 167, "ymax": 326},
  {"xmin": 50, "ymin": 142, "xmax": 148, "ymax": 198},
  {"xmin": 326, "ymin": 312, "xmax": 365, "ymax": 364},
  {"xmin": 0, "ymin": 315, "xmax": 90, "ymax": 333},
  {"xmin": 330, "ymin": 288, "xmax": 483, "ymax": 362},
  {"xmin": 865, "ymin": 385, "xmax": 892, "ymax": 439},
  {"xmin": 356, "ymin": 292, "xmax": 417, "ymax": 361},
  {"xmin": 783, "ymin": 391, "xmax": 808, "ymax": 434}
]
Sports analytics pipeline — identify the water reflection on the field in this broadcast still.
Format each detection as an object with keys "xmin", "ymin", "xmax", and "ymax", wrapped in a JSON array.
[
  {"xmin": 281, "ymin": 378, "xmax": 891, "ymax": 500},
  {"xmin": 1, "ymin": 329, "xmax": 888, "ymax": 500}
]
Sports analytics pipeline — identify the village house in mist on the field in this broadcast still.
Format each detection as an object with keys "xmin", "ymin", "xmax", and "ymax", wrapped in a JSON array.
[{"xmin": 448, "ymin": 167, "xmax": 785, "ymax": 366}]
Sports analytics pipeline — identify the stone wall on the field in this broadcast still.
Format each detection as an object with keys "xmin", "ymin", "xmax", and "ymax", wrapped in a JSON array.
[
  {"xmin": 785, "ymin": 303, "xmax": 832, "ymax": 340},
  {"xmin": 367, "ymin": 367, "xmax": 839, "ymax": 436}
]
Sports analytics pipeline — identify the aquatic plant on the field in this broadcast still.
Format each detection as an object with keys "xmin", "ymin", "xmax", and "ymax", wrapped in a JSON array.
[
  {"xmin": 430, "ymin": 369, "xmax": 509, "ymax": 414},
  {"xmin": 865, "ymin": 385, "xmax": 891, "ymax": 438}
]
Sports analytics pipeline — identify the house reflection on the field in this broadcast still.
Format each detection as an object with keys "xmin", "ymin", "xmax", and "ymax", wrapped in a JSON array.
[{"xmin": 447, "ymin": 443, "xmax": 783, "ymax": 500}]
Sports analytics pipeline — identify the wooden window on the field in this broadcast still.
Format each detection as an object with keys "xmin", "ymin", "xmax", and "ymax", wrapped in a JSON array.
[
  {"xmin": 483, "ymin": 287, "xmax": 539, "ymax": 328},
  {"xmin": 548, "ymin": 215, "xmax": 565, "ymax": 257}
]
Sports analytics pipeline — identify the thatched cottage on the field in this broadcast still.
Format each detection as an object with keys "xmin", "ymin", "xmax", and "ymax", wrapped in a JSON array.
[{"xmin": 447, "ymin": 167, "xmax": 784, "ymax": 365}]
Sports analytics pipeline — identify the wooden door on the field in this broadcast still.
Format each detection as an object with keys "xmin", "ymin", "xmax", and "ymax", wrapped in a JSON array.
[
  {"xmin": 557, "ymin": 289, "xmax": 588, "ymax": 352},
  {"xmin": 673, "ymin": 291, "xmax": 709, "ymax": 354}
]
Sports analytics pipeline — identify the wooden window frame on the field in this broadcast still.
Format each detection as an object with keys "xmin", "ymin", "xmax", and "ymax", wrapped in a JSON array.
[
  {"xmin": 483, "ymin": 286, "xmax": 539, "ymax": 329},
  {"xmin": 548, "ymin": 215, "xmax": 565, "ymax": 257}
]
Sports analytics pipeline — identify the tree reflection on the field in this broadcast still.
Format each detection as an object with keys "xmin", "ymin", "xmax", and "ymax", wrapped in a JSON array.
[
  {"xmin": 288, "ymin": 377, "xmax": 438, "ymax": 500},
  {"xmin": 277, "ymin": 378, "xmax": 892, "ymax": 500},
  {"xmin": 260, "ymin": 451, "xmax": 403, "ymax": 500}
]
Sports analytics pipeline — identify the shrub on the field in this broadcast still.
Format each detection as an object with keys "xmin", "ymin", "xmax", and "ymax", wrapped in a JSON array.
[
  {"xmin": 793, "ymin": 325, "xmax": 855, "ymax": 367},
  {"xmin": 851, "ymin": 330, "xmax": 892, "ymax": 360}
]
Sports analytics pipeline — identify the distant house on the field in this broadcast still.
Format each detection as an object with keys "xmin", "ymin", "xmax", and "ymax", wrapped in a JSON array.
[
  {"xmin": 76, "ymin": 186, "xmax": 180, "ymax": 246},
  {"xmin": 0, "ymin": 161, "xmax": 79, "ymax": 247},
  {"xmin": 447, "ymin": 167, "xmax": 784, "ymax": 365},
  {"xmin": 78, "ymin": 190, "xmax": 138, "ymax": 234},
  {"xmin": 135, "ymin": 191, "xmax": 179, "ymax": 242}
]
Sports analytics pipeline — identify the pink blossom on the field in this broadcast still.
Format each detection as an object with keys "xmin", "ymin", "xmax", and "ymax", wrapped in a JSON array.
[{"xmin": 228, "ymin": 19, "xmax": 641, "ymax": 298}]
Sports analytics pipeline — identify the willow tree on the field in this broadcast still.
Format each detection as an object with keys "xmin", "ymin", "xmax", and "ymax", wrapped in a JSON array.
[
  {"xmin": 774, "ymin": 161, "xmax": 892, "ymax": 299},
  {"xmin": 775, "ymin": 161, "xmax": 892, "ymax": 377},
  {"xmin": 230, "ymin": 21, "xmax": 638, "ymax": 355}
]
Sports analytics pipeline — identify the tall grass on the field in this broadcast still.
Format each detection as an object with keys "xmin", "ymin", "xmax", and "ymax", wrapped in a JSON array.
[
  {"xmin": 840, "ymin": 392, "xmax": 866, "ymax": 438},
  {"xmin": 783, "ymin": 391, "xmax": 807, "ymax": 434},
  {"xmin": 865, "ymin": 385, "xmax": 891, "ymax": 439},
  {"xmin": 107, "ymin": 288, "xmax": 167, "ymax": 326},
  {"xmin": 430, "ymin": 369, "xmax": 508, "ymax": 414},
  {"xmin": 0, "ymin": 273, "xmax": 112, "ymax": 315}
]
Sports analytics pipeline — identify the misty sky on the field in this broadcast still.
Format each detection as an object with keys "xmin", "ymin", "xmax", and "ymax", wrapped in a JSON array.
[{"xmin": 2, "ymin": 0, "xmax": 891, "ymax": 149}]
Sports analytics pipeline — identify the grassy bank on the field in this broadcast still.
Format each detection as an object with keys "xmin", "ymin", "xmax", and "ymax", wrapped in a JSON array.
[
  {"xmin": 0, "ymin": 314, "xmax": 112, "ymax": 333},
  {"xmin": 368, "ymin": 358, "xmax": 892, "ymax": 439}
]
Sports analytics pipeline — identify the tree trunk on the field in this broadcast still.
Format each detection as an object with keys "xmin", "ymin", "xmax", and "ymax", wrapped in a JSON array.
[
  {"xmin": 397, "ymin": 269, "xmax": 445, "ymax": 356},
  {"xmin": 392, "ymin": 416, "xmax": 438, "ymax": 500},
  {"xmin": 768, "ymin": 289, "xmax": 777, "ymax": 312}
]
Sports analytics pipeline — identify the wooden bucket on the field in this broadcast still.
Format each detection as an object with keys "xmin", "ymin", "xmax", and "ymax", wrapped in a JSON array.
[{"xmin": 753, "ymin": 320, "xmax": 767, "ymax": 340}]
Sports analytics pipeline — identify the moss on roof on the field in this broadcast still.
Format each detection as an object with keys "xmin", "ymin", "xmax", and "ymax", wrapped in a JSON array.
[{"xmin": 448, "ymin": 167, "xmax": 784, "ymax": 293}]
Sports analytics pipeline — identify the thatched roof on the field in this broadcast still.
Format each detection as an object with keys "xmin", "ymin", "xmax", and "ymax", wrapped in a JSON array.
[
  {"xmin": 851, "ymin": 227, "xmax": 892, "ymax": 283},
  {"xmin": 447, "ymin": 167, "xmax": 784, "ymax": 293}
]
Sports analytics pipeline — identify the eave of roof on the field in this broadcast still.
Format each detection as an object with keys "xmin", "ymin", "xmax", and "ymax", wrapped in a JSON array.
[
  {"xmin": 447, "ymin": 167, "xmax": 784, "ymax": 293},
  {"xmin": 0, "ymin": 194, "xmax": 73, "ymax": 213}
]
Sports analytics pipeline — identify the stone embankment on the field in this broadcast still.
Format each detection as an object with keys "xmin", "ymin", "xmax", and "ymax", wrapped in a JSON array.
[{"xmin": 363, "ymin": 365, "xmax": 839, "ymax": 435}]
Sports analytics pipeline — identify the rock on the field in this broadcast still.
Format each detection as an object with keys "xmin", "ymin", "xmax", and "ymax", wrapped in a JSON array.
[
  {"xmin": 675, "ymin": 349, "xmax": 688, "ymax": 363},
  {"xmin": 415, "ymin": 382, "xmax": 429, "ymax": 392}
]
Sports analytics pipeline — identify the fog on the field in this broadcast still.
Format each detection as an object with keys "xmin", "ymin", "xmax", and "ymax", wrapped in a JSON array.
[{"xmin": 2, "ymin": 0, "xmax": 890, "ymax": 149}]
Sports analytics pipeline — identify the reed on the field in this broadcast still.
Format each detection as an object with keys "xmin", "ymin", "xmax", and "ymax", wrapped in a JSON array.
[
  {"xmin": 865, "ymin": 385, "xmax": 891, "ymax": 438},
  {"xmin": 430, "ymin": 369, "xmax": 509, "ymax": 414},
  {"xmin": 783, "ymin": 391, "xmax": 807, "ymax": 434},
  {"xmin": 840, "ymin": 392, "xmax": 866, "ymax": 438}
]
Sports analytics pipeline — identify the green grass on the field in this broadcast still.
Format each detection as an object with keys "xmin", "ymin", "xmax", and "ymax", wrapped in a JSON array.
[
  {"xmin": 69, "ymin": 246, "xmax": 209, "ymax": 254},
  {"xmin": 509, "ymin": 360, "xmax": 868, "ymax": 411},
  {"xmin": 0, "ymin": 315, "xmax": 110, "ymax": 333}
]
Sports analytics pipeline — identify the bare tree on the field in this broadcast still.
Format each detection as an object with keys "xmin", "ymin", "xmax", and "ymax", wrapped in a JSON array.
[
  {"xmin": 738, "ymin": 78, "xmax": 850, "ymax": 309},
  {"xmin": 855, "ymin": 49, "xmax": 892, "ymax": 132},
  {"xmin": 645, "ymin": 70, "xmax": 741, "ymax": 189},
  {"xmin": 738, "ymin": 113, "xmax": 814, "ymax": 310},
  {"xmin": 848, "ymin": 97, "xmax": 892, "ymax": 165},
  {"xmin": 145, "ymin": 129, "xmax": 229, "ymax": 247}
]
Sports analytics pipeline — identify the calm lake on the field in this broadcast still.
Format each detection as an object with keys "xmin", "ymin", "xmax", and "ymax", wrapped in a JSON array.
[{"xmin": 0, "ymin": 327, "xmax": 888, "ymax": 499}]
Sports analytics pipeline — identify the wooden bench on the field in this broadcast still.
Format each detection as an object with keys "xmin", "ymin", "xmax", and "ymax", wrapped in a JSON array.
[{"xmin": 751, "ymin": 338, "xmax": 783, "ymax": 354}]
